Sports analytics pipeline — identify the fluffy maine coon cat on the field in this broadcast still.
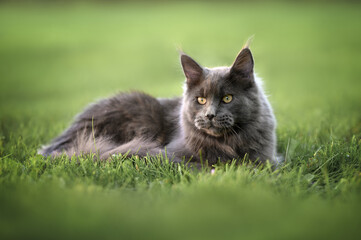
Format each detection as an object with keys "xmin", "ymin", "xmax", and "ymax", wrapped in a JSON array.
[{"xmin": 40, "ymin": 46, "xmax": 277, "ymax": 166}]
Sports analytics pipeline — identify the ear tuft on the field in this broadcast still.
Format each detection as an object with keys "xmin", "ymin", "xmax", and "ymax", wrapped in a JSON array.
[
  {"xmin": 180, "ymin": 53, "xmax": 204, "ymax": 87},
  {"xmin": 242, "ymin": 35, "xmax": 254, "ymax": 50}
]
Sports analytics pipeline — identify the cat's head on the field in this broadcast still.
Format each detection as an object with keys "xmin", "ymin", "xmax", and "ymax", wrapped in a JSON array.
[{"xmin": 180, "ymin": 48, "xmax": 260, "ymax": 137}]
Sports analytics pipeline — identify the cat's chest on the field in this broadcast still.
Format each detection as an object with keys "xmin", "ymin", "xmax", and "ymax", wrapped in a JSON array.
[{"xmin": 189, "ymin": 134, "xmax": 245, "ymax": 157}]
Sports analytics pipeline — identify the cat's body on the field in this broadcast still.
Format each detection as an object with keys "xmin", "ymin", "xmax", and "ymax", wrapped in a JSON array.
[{"xmin": 40, "ymin": 47, "xmax": 278, "ymax": 166}]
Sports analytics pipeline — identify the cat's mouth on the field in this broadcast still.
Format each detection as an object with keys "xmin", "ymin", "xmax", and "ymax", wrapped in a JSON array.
[
  {"xmin": 203, "ymin": 126, "xmax": 225, "ymax": 137},
  {"xmin": 203, "ymin": 121, "xmax": 232, "ymax": 137},
  {"xmin": 195, "ymin": 117, "xmax": 233, "ymax": 137}
]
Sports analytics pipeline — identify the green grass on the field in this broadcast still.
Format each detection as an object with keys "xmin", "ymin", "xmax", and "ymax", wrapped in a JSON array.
[{"xmin": 1, "ymin": 2, "xmax": 361, "ymax": 239}]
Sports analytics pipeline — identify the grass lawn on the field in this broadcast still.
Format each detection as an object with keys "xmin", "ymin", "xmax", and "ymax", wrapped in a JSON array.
[{"xmin": 1, "ymin": 1, "xmax": 361, "ymax": 239}]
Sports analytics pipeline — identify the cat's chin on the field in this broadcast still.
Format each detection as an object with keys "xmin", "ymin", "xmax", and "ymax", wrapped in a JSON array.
[{"xmin": 202, "ymin": 127, "xmax": 225, "ymax": 138}]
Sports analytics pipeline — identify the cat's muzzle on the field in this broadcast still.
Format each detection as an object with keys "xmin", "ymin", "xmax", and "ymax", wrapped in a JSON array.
[{"xmin": 195, "ymin": 115, "xmax": 234, "ymax": 137}]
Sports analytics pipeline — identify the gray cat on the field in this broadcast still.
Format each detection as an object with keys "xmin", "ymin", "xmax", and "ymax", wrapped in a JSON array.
[{"xmin": 39, "ymin": 46, "xmax": 278, "ymax": 166}]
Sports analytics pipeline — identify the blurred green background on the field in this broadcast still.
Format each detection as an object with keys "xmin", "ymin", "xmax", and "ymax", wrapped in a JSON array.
[{"xmin": 1, "ymin": 1, "xmax": 361, "ymax": 239}]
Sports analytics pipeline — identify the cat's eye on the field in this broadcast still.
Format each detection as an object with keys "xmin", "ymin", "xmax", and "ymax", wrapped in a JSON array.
[
  {"xmin": 197, "ymin": 97, "xmax": 207, "ymax": 105},
  {"xmin": 222, "ymin": 94, "xmax": 233, "ymax": 103}
]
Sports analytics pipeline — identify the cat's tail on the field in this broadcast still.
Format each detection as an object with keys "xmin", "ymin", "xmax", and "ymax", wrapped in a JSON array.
[
  {"xmin": 38, "ymin": 129, "xmax": 116, "ymax": 159},
  {"xmin": 38, "ymin": 131, "xmax": 166, "ymax": 162}
]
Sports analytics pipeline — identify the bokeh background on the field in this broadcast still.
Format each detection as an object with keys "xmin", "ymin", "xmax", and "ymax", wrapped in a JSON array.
[
  {"xmin": 1, "ymin": 0, "xmax": 360, "ymax": 131},
  {"xmin": 1, "ymin": 0, "xmax": 361, "ymax": 239}
]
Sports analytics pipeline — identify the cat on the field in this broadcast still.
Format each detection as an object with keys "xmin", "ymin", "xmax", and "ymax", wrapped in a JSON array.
[{"xmin": 39, "ymin": 45, "xmax": 278, "ymax": 167}]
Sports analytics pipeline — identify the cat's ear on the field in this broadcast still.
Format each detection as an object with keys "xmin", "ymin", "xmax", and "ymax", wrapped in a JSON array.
[
  {"xmin": 230, "ymin": 48, "xmax": 254, "ymax": 76},
  {"xmin": 180, "ymin": 53, "xmax": 204, "ymax": 87},
  {"xmin": 230, "ymin": 48, "xmax": 254, "ymax": 89}
]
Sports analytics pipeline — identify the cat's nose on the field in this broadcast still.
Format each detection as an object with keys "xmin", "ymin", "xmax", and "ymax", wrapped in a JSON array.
[{"xmin": 206, "ymin": 113, "xmax": 215, "ymax": 120}]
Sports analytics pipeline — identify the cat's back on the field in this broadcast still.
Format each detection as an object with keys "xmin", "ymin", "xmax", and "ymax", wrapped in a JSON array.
[
  {"xmin": 109, "ymin": 92, "xmax": 181, "ymax": 145},
  {"xmin": 73, "ymin": 92, "xmax": 180, "ymax": 145}
]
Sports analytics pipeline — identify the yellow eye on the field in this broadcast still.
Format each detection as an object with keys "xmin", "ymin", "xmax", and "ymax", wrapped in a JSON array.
[
  {"xmin": 197, "ymin": 97, "xmax": 207, "ymax": 105},
  {"xmin": 222, "ymin": 94, "xmax": 233, "ymax": 103}
]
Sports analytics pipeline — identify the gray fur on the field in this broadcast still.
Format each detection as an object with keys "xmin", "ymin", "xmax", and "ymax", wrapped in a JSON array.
[{"xmin": 39, "ymin": 48, "xmax": 277, "ymax": 165}]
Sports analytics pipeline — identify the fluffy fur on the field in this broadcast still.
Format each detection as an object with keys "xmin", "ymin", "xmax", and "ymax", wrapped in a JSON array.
[{"xmin": 39, "ymin": 47, "xmax": 278, "ymax": 166}]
